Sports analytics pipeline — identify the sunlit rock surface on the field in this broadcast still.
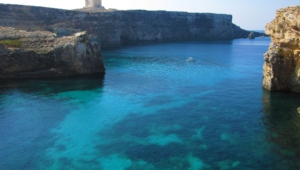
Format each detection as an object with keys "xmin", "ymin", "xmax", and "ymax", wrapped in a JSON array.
[
  {"xmin": 0, "ymin": 4, "xmax": 258, "ymax": 48},
  {"xmin": 0, "ymin": 27, "xmax": 105, "ymax": 78},
  {"xmin": 263, "ymin": 6, "xmax": 300, "ymax": 91}
]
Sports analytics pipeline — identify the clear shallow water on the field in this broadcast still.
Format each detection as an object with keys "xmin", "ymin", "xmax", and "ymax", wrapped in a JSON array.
[{"xmin": 1, "ymin": 38, "xmax": 300, "ymax": 170}]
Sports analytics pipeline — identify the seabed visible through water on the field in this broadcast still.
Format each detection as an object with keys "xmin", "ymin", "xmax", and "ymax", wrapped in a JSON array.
[{"xmin": 1, "ymin": 37, "xmax": 300, "ymax": 170}]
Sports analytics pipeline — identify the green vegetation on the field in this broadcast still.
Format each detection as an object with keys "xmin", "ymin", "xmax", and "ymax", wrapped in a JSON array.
[
  {"xmin": 272, "ymin": 29, "xmax": 281, "ymax": 34},
  {"xmin": 0, "ymin": 39, "xmax": 22, "ymax": 48},
  {"xmin": 277, "ymin": 48, "xmax": 283, "ymax": 53}
]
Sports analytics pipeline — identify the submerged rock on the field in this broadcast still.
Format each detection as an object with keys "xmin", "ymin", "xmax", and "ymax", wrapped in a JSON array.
[
  {"xmin": 263, "ymin": 6, "xmax": 300, "ymax": 91},
  {"xmin": 0, "ymin": 27, "xmax": 105, "ymax": 78}
]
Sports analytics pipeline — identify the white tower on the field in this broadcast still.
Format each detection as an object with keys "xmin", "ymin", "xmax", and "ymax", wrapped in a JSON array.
[{"xmin": 85, "ymin": 0, "xmax": 104, "ymax": 9}]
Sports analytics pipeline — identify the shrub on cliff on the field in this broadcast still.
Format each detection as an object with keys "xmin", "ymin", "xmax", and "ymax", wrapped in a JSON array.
[{"xmin": 0, "ymin": 39, "xmax": 22, "ymax": 48}]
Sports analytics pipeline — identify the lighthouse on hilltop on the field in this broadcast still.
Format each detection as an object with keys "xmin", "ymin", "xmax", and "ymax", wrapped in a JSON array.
[{"xmin": 84, "ymin": 0, "xmax": 105, "ymax": 9}]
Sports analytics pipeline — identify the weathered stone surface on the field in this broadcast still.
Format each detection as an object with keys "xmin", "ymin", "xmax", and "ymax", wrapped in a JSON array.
[
  {"xmin": 248, "ymin": 32, "xmax": 256, "ymax": 39},
  {"xmin": 263, "ymin": 6, "xmax": 300, "ymax": 91},
  {"xmin": 0, "ymin": 27, "xmax": 105, "ymax": 78},
  {"xmin": 0, "ymin": 4, "xmax": 262, "ymax": 48}
]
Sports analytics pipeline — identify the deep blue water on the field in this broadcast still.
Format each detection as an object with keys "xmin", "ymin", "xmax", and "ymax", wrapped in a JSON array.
[{"xmin": 1, "ymin": 37, "xmax": 300, "ymax": 170}]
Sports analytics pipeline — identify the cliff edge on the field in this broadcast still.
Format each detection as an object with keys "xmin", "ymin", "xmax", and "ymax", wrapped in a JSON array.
[
  {"xmin": 0, "ymin": 27, "xmax": 105, "ymax": 78},
  {"xmin": 0, "ymin": 4, "xmax": 256, "ymax": 48},
  {"xmin": 263, "ymin": 6, "xmax": 300, "ymax": 91}
]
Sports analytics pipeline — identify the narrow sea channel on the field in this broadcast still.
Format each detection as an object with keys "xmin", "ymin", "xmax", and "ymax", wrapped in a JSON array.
[{"xmin": 1, "ymin": 37, "xmax": 300, "ymax": 169}]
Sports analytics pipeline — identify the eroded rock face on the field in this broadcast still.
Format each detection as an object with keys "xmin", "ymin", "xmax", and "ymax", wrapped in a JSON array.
[
  {"xmin": 0, "ymin": 4, "xmax": 260, "ymax": 48},
  {"xmin": 248, "ymin": 32, "xmax": 256, "ymax": 39},
  {"xmin": 0, "ymin": 27, "xmax": 105, "ymax": 78},
  {"xmin": 263, "ymin": 6, "xmax": 300, "ymax": 91}
]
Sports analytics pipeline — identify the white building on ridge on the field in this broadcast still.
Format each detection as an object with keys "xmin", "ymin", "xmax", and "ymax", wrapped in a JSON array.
[{"xmin": 84, "ymin": 0, "xmax": 105, "ymax": 9}]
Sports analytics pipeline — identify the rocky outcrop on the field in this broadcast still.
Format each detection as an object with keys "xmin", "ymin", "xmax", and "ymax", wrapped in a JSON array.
[
  {"xmin": 0, "ymin": 4, "xmax": 259, "ymax": 48},
  {"xmin": 248, "ymin": 32, "xmax": 256, "ymax": 39},
  {"xmin": 263, "ymin": 6, "xmax": 300, "ymax": 91},
  {"xmin": 0, "ymin": 26, "xmax": 105, "ymax": 78}
]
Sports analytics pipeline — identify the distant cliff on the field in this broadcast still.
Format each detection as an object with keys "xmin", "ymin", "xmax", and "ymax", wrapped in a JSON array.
[
  {"xmin": 263, "ymin": 6, "xmax": 300, "ymax": 91},
  {"xmin": 0, "ymin": 4, "xmax": 256, "ymax": 48},
  {"xmin": 0, "ymin": 27, "xmax": 105, "ymax": 78}
]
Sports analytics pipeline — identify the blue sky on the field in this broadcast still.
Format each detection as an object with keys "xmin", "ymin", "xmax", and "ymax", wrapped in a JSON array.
[{"xmin": 0, "ymin": 0, "xmax": 298, "ymax": 30}]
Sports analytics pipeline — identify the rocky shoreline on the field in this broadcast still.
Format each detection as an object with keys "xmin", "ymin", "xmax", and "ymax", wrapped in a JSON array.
[
  {"xmin": 0, "ymin": 4, "xmax": 264, "ymax": 48},
  {"xmin": 0, "ymin": 4, "xmax": 264, "ymax": 78},
  {"xmin": 263, "ymin": 6, "xmax": 300, "ymax": 92},
  {"xmin": 0, "ymin": 27, "xmax": 105, "ymax": 78}
]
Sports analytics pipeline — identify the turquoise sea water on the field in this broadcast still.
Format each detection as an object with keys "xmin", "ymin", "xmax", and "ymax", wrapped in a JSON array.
[{"xmin": 1, "ymin": 38, "xmax": 300, "ymax": 170}]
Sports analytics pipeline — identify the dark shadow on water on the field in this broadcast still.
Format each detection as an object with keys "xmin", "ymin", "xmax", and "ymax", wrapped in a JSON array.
[
  {"xmin": 262, "ymin": 89, "xmax": 300, "ymax": 169},
  {"xmin": 102, "ymin": 40, "xmax": 234, "ymax": 52},
  {"xmin": 0, "ymin": 73, "xmax": 105, "ymax": 95},
  {"xmin": 0, "ymin": 73, "xmax": 106, "ymax": 170}
]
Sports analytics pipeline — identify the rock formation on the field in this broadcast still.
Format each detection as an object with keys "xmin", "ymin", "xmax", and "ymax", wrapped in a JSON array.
[
  {"xmin": 248, "ymin": 32, "xmax": 256, "ymax": 39},
  {"xmin": 263, "ymin": 6, "xmax": 300, "ymax": 91},
  {"xmin": 0, "ymin": 4, "xmax": 266, "ymax": 78},
  {"xmin": 0, "ymin": 27, "xmax": 105, "ymax": 78},
  {"xmin": 0, "ymin": 4, "xmax": 260, "ymax": 49}
]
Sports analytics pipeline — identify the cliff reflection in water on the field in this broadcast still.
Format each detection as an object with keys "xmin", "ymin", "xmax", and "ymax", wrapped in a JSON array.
[
  {"xmin": 0, "ymin": 73, "xmax": 105, "ymax": 95},
  {"xmin": 262, "ymin": 89, "xmax": 300, "ymax": 168}
]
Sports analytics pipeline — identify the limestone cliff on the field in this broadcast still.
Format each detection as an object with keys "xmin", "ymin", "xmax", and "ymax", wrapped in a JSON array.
[
  {"xmin": 263, "ymin": 6, "xmax": 300, "ymax": 91},
  {"xmin": 0, "ymin": 27, "xmax": 105, "ymax": 78},
  {"xmin": 0, "ymin": 4, "xmax": 256, "ymax": 48}
]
